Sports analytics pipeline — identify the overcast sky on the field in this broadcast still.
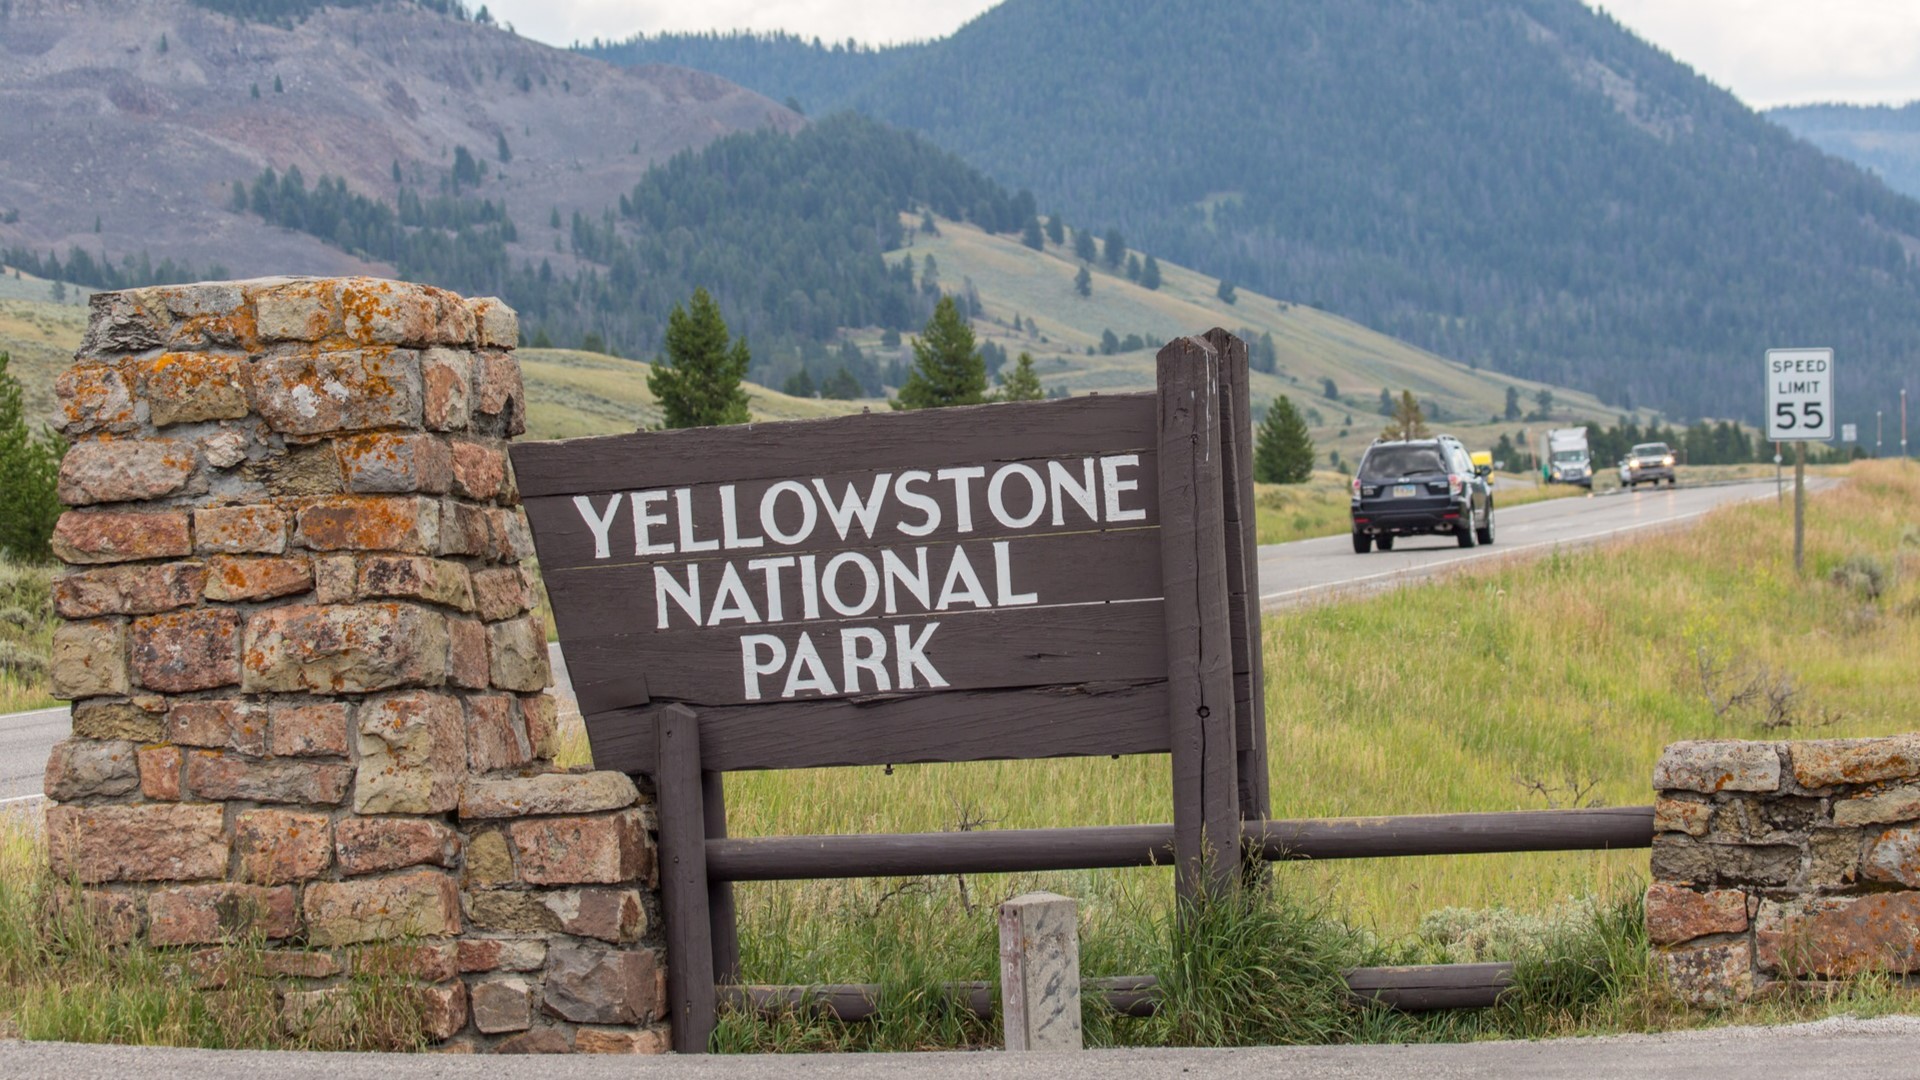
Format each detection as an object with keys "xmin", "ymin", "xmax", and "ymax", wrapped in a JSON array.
[{"xmin": 480, "ymin": 0, "xmax": 1920, "ymax": 110}]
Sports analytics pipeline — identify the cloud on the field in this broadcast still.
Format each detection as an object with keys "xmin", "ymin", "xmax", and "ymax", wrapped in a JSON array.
[{"xmin": 480, "ymin": 0, "xmax": 997, "ymax": 48}]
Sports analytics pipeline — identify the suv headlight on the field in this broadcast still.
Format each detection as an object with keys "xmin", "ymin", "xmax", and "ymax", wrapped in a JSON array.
[{"xmin": 1662, "ymin": 455, "xmax": 1675, "ymax": 466}]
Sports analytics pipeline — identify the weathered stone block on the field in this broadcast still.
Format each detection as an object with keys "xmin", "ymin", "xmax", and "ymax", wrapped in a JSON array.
[
  {"xmin": 294, "ymin": 496, "xmax": 441, "ymax": 554},
  {"xmin": 58, "ymin": 439, "xmax": 199, "ymax": 506},
  {"xmin": 234, "ymin": 809, "xmax": 333, "ymax": 885},
  {"xmin": 459, "ymin": 772, "xmax": 638, "ymax": 819},
  {"xmin": 1653, "ymin": 741, "xmax": 1781, "ymax": 794},
  {"xmin": 449, "ymin": 440, "xmax": 505, "ymax": 501},
  {"xmin": 449, "ymin": 617, "xmax": 490, "ymax": 691},
  {"xmin": 53, "ymin": 510, "xmax": 193, "ymax": 564},
  {"xmin": 338, "ymin": 433, "xmax": 453, "ymax": 495},
  {"xmin": 339, "ymin": 279, "xmax": 473, "ymax": 347},
  {"xmin": 1654, "ymin": 796, "xmax": 1713, "ymax": 837},
  {"xmin": 488, "ymin": 616, "xmax": 550, "ymax": 692},
  {"xmin": 1706, "ymin": 795, "xmax": 1821, "ymax": 845},
  {"xmin": 191, "ymin": 947, "xmax": 341, "ymax": 988},
  {"xmin": 186, "ymin": 751, "xmax": 352, "ymax": 805},
  {"xmin": 421, "ymin": 347, "xmax": 471, "ymax": 431},
  {"xmin": 1644, "ymin": 883, "xmax": 1748, "ymax": 945},
  {"xmin": 458, "ymin": 938, "xmax": 545, "ymax": 974},
  {"xmin": 494, "ymin": 1028, "xmax": 572, "ymax": 1054},
  {"xmin": 466, "ymin": 693, "xmax": 531, "ymax": 772},
  {"xmin": 55, "ymin": 364, "xmax": 138, "ymax": 435},
  {"xmin": 42, "ymin": 738, "xmax": 140, "ymax": 801},
  {"xmin": 72, "ymin": 697, "xmax": 165, "ymax": 742},
  {"xmin": 49, "ymin": 618, "xmax": 130, "ymax": 699},
  {"xmin": 574, "ymin": 1028, "xmax": 668, "ymax": 1055},
  {"xmin": 149, "ymin": 884, "xmax": 297, "ymax": 946},
  {"xmin": 203, "ymin": 555, "xmax": 313, "ymax": 602},
  {"xmin": 1810, "ymin": 827, "xmax": 1864, "ymax": 889},
  {"xmin": 1650, "ymin": 834, "xmax": 1714, "ymax": 886},
  {"xmin": 355, "ymin": 942, "xmax": 459, "ymax": 983},
  {"xmin": 253, "ymin": 442, "xmax": 343, "ymax": 498},
  {"xmin": 509, "ymin": 812, "xmax": 648, "ymax": 886},
  {"xmin": 141, "ymin": 353, "xmax": 251, "ymax": 426},
  {"xmin": 46, "ymin": 803, "xmax": 226, "ymax": 883},
  {"xmin": 131, "ymin": 608, "xmax": 243, "ymax": 693},
  {"xmin": 193, "ymin": 505, "xmax": 288, "ymax": 555},
  {"xmin": 522, "ymin": 694, "xmax": 561, "ymax": 760},
  {"xmin": 58, "ymin": 889, "xmax": 145, "ymax": 947},
  {"xmin": 81, "ymin": 289, "xmax": 169, "ymax": 354},
  {"xmin": 467, "ymin": 297, "xmax": 518, "ymax": 350},
  {"xmin": 304, "ymin": 869, "xmax": 460, "ymax": 946},
  {"xmin": 200, "ymin": 429, "xmax": 251, "ymax": 470},
  {"xmin": 465, "ymin": 890, "xmax": 559, "ymax": 934},
  {"xmin": 1863, "ymin": 825, "xmax": 1920, "ymax": 887},
  {"xmin": 167, "ymin": 698, "xmax": 268, "ymax": 755},
  {"xmin": 313, "ymin": 555, "xmax": 357, "ymax": 602},
  {"xmin": 438, "ymin": 500, "xmax": 492, "ymax": 558},
  {"xmin": 334, "ymin": 816, "xmax": 460, "ymax": 876},
  {"xmin": 1757, "ymin": 893, "xmax": 1920, "ymax": 976},
  {"xmin": 1835, "ymin": 784, "xmax": 1920, "ymax": 827},
  {"xmin": 357, "ymin": 555, "xmax": 473, "ymax": 609},
  {"xmin": 243, "ymin": 602, "xmax": 449, "ymax": 694},
  {"xmin": 544, "ymin": 888, "xmax": 645, "ymax": 943},
  {"xmin": 250, "ymin": 348, "xmax": 422, "ymax": 435},
  {"xmin": 472, "ymin": 351, "xmax": 525, "ymax": 437},
  {"xmin": 471, "ymin": 977, "xmax": 534, "ymax": 1034},
  {"xmin": 54, "ymin": 562, "xmax": 207, "ymax": 618},
  {"xmin": 1792, "ymin": 735, "xmax": 1920, "ymax": 789},
  {"xmin": 138, "ymin": 744, "xmax": 184, "ymax": 800},
  {"xmin": 542, "ymin": 947, "xmax": 660, "ymax": 1025},
  {"xmin": 253, "ymin": 279, "xmax": 341, "ymax": 342},
  {"xmin": 471, "ymin": 567, "xmax": 533, "ymax": 622},
  {"xmin": 354, "ymin": 689, "xmax": 465, "ymax": 814},
  {"xmin": 1712, "ymin": 842, "xmax": 1799, "ymax": 887},
  {"xmin": 463, "ymin": 829, "xmax": 515, "ymax": 887},
  {"xmin": 269, "ymin": 701, "xmax": 352, "ymax": 757},
  {"xmin": 1654, "ymin": 940, "xmax": 1752, "ymax": 1006}
]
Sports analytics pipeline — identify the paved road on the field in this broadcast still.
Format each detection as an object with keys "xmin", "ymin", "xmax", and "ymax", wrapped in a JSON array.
[
  {"xmin": 2, "ymin": 1015, "xmax": 1918, "ymax": 1077},
  {"xmin": 0, "ymin": 479, "xmax": 1812, "ymax": 804},
  {"xmin": 1257, "ymin": 478, "xmax": 1806, "ymax": 609}
]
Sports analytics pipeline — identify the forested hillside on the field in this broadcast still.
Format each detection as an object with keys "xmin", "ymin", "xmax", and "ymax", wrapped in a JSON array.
[
  {"xmin": 590, "ymin": 0, "xmax": 1920, "ymax": 424},
  {"xmin": 1770, "ymin": 103, "xmax": 1920, "ymax": 199}
]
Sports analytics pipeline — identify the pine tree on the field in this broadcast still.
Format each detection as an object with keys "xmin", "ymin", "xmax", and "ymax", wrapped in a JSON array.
[
  {"xmin": 273, "ymin": 74, "xmax": 284, "ymax": 93},
  {"xmin": 1381, "ymin": 390, "xmax": 1430, "ymax": 441},
  {"xmin": 648, "ymin": 287, "xmax": 752, "ymax": 428},
  {"xmin": 1126, "ymin": 253, "xmax": 1142, "ymax": 281},
  {"xmin": 782, "ymin": 368, "xmax": 817, "ymax": 398},
  {"xmin": 496, "ymin": 132, "xmax": 512, "ymax": 163},
  {"xmin": 0, "ymin": 352, "xmax": 63, "ymax": 560},
  {"xmin": 1021, "ymin": 216, "xmax": 1044, "ymax": 250},
  {"xmin": 996, "ymin": 352, "xmax": 1045, "ymax": 402},
  {"xmin": 894, "ymin": 295, "xmax": 987, "ymax": 410},
  {"xmin": 1073, "ymin": 228, "xmax": 1098, "ymax": 263},
  {"xmin": 1255, "ymin": 395, "xmax": 1315, "ymax": 484},
  {"xmin": 1073, "ymin": 265, "xmax": 1092, "ymax": 298},
  {"xmin": 1322, "ymin": 377, "xmax": 1339, "ymax": 399},
  {"xmin": 1140, "ymin": 254, "xmax": 1162, "ymax": 290},
  {"xmin": 821, "ymin": 367, "xmax": 862, "ymax": 400},
  {"xmin": 1216, "ymin": 279, "xmax": 1237, "ymax": 304},
  {"xmin": 1378, "ymin": 387, "xmax": 1395, "ymax": 416},
  {"xmin": 1103, "ymin": 228, "xmax": 1125, "ymax": 268},
  {"xmin": 1504, "ymin": 385, "xmax": 1522, "ymax": 421},
  {"xmin": 1045, "ymin": 215, "xmax": 1064, "ymax": 245}
]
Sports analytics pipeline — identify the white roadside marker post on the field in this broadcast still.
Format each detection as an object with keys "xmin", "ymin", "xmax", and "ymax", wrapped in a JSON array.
[{"xmin": 999, "ymin": 892, "xmax": 1083, "ymax": 1052}]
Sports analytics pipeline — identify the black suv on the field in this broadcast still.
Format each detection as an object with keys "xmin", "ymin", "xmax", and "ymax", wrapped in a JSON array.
[{"xmin": 1350, "ymin": 436, "xmax": 1495, "ymax": 553}]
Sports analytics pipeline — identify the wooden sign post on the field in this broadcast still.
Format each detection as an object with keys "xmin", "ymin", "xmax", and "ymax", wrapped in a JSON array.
[{"xmin": 511, "ymin": 332, "xmax": 1266, "ymax": 1052}]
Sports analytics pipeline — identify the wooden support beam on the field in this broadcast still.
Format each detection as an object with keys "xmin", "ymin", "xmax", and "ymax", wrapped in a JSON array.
[
  {"xmin": 656, "ymin": 704, "xmax": 716, "ymax": 1054},
  {"xmin": 1203, "ymin": 328, "xmax": 1270, "ymax": 830},
  {"xmin": 702, "ymin": 770, "xmax": 740, "ymax": 986}
]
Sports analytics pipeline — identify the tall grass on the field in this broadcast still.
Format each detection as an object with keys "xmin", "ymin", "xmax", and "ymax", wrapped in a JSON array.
[{"xmin": 0, "ymin": 556, "xmax": 55, "ymax": 714}]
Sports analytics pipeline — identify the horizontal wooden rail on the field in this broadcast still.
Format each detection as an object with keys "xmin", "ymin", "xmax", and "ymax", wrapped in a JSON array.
[
  {"xmin": 721, "ymin": 963, "xmax": 1514, "ymax": 1021},
  {"xmin": 706, "ymin": 806, "xmax": 1654, "ymax": 882}
]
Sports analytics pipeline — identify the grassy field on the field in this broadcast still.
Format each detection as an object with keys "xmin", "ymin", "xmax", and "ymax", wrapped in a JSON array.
[
  {"xmin": 0, "ymin": 559, "xmax": 55, "ymax": 715},
  {"xmin": 698, "ymin": 461, "xmax": 1919, "ymax": 1025}
]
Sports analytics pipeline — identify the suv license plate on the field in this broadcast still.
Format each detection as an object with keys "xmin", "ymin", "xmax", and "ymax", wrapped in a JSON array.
[{"xmin": 1393, "ymin": 484, "xmax": 1416, "ymax": 498}]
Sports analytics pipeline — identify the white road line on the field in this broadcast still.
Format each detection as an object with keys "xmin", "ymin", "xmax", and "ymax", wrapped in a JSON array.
[{"xmin": 1257, "ymin": 487, "xmax": 1773, "ymax": 602}]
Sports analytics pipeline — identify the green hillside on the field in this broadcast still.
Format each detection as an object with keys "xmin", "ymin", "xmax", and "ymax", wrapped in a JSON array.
[{"xmin": 593, "ymin": 0, "xmax": 1920, "ymax": 426}]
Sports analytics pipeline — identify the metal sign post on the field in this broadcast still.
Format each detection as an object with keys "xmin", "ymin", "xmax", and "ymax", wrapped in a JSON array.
[{"xmin": 1765, "ymin": 348, "xmax": 1834, "ymax": 576}]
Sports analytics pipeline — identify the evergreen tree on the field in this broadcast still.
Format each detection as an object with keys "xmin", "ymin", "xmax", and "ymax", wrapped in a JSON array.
[
  {"xmin": 251, "ymin": 82, "xmax": 260, "ymax": 99},
  {"xmin": 1216, "ymin": 279, "xmax": 1237, "ymax": 304},
  {"xmin": 1381, "ymin": 390, "xmax": 1430, "ymax": 440},
  {"xmin": 894, "ymin": 295, "xmax": 986, "ymax": 409},
  {"xmin": 782, "ymin": 367, "xmax": 817, "ymax": 398},
  {"xmin": 1044, "ymin": 215, "xmax": 1064, "ymax": 245},
  {"xmin": 1021, "ymin": 216, "xmax": 1044, "ymax": 250},
  {"xmin": 1073, "ymin": 228, "xmax": 1097, "ymax": 263},
  {"xmin": 1504, "ymin": 385, "xmax": 1522, "ymax": 421},
  {"xmin": 1322, "ymin": 377, "xmax": 1339, "ymax": 400},
  {"xmin": 648, "ymin": 287, "xmax": 752, "ymax": 428},
  {"xmin": 1102, "ymin": 228, "xmax": 1125, "ymax": 268},
  {"xmin": 995, "ymin": 352, "xmax": 1045, "ymax": 402},
  {"xmin": 821, "ymin": 367, "xmax": 862, "ymax": 400},
  {"xmin": 1100, "ymin": 328, "xmax": 1120, "ymax": 355},
  {"xmin": 1073, "ymin": 265, "xmax": 1091, "ymax": 298},
  {"xmin": 1126, "ymin": 253, "xmax": 1142, "ymax": 281},
  {"xmin": 1255, "ymin": 395, "xmax": 1315, "ymax": 484},
  {"xmin": 1378, "ymin": 387, "xmax": 1394, "ymax": 416},
  {"xmin": 496, "ymin": 132, "xmax": 512, "ymax": 163},
  {"xmin": 273, "ymin": 74, "xmax": 284, "ymax": 93},
  {"xmin": 0, "ymin": 353, "xmax": 63, "ymax": 560},
  {"xmin": 1139, "ymin": 254, "xmax": 1162, "ymax": 290},
  {"xmin": 1253, "ymin": 331, "xmax": 1278, "ymax": 373}
]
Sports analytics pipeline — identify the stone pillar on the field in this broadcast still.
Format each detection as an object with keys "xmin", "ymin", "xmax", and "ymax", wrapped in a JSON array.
[
  {"xmin": 998, "ymin": 891, "xmax": 1081, "ymax": 1051},
  {"xmin": 1650, "ymin": 734, "xmax": 1920, "ymax": 1006},
  {"xmin": 44, "ymin": 277, "xmax": 666, "ymax": 1054}
]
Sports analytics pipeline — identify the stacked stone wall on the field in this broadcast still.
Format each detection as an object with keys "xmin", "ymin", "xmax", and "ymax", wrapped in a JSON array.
[
  {"xmin": 43, "ymin": 277, "xmax": 666, "ymax": 1053},
  {"xmin": 1651, "ymin": 735, "xmax": 1920, "ymax": 1005}
]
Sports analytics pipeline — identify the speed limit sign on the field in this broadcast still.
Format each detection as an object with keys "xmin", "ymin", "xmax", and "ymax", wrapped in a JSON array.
[{"xmin": 1766, "ymin": 348, "xmax": 1834, "ymax": 441}]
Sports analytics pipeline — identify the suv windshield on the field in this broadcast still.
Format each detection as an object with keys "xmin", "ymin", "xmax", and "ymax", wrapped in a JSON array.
[
  {"xmin": 1360, "ymin": 445, "xmax": 1448, "ymax": 482},
  {"xmin": 1631, "ymin": 444, "xmax": 1669, "ymax": 458}
]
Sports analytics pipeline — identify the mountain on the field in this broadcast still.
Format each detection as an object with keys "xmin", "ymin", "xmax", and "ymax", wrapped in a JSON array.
[
  {"xmin": 0, "ymin": 0, "xmax": 798, "ymax": 287},
  {"xmin": 1769, "ymin": 103, "xmax": 1920, "ymax": 200},
  {"xmin": 589, "ymin": 0, "xmax": 1920, "ymax": 425}
]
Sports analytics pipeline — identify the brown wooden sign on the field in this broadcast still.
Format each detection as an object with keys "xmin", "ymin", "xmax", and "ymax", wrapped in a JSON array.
[{"xmin": 511, "ymin": 330, "xmax": 1269, "ymax": 1051}]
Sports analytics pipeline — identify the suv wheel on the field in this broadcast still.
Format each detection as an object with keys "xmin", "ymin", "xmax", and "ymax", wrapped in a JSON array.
[
  {"xmin": 1476, "ymin": 505, "xmax": 1495, "ymax": 545},
  {"xmin": 1377, "ymin": 535, "xmax": 1395, "ymax": 552},
  {"xmin": 1456, "ymin": 522, "xmax": 1477, "ymax": 548},
  {"xmin": 1351, "ymin": 532, "xmax": 1372, "ymax": 554}
]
